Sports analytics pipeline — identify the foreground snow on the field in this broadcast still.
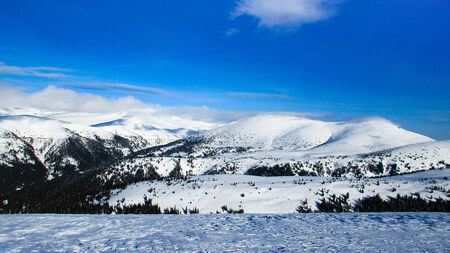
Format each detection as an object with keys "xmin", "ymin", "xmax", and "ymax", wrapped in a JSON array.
[{"xmin": 0, "ymin": 213, "xmax": 448, "ymax": 252}]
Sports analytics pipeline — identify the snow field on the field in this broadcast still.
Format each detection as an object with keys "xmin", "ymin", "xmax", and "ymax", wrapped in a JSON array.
[
  {"xmin": 0, "ymin": 213, "xmax": 448, "ymax": 252},
  {"xmin": 108, "ymin": 169, "xmax": 450, "ymax": 214}
]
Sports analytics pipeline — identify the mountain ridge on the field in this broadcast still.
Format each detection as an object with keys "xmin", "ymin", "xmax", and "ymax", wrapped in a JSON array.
[{"xmin": 0, "ymin": 109, "xmax": 448, "ymax": 196}]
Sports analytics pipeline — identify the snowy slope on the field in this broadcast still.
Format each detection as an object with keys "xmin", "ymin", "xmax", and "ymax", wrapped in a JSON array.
[
  {"xmin": 0, "ymin": 127, "xmax": 38, "ymax": 167},
  {"xmin": 180, "ymin": 115, "xmax": 433, "ymax": 155},
  {"xmin": 0, "ymin": 114, "xmax": 152, "ymax": 189},
  {"xmin": 0, "ymin": 115, "xmax": 115, "ymax": 158},
  {"xmin": 0, "ymin": 128, "xmax": 47, "ymax": 193},
  {"xmin": 0, "ymin": 115, "xmax": 138, "ymax": 159},
  {"xmin": 202, "ymin": 115, "xmax": 333, "ymax": 150},
  {"xmin": 310, "ymin": 118, "xmax": 434, "ymax": 155},
  {"xmin": 108, "ymin": 140, "xmax": 449, "ymax": 179},
  {"xmin": 108, "ymin": 169, "xmax": 450, "ymax": 214}
]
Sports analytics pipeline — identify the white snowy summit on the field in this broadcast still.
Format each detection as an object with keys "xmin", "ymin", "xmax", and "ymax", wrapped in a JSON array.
[{"xmin": 195, "ymin": 115, "xmax": 433, "ymax": 154}]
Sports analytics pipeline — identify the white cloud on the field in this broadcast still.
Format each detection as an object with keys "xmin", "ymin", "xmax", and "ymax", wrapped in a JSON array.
[
  {"xmin": 0, "ymin": 84, "xmax": 145, "ymax": 113},
  {"xmin": 224, "ymin": 28, "xmax": 240, "ymax": 36},
  {"xmin": 0, "ymin": 84, "xmax": 328, "ymax": 123},
  {"xmin": 0, "ymin": 61, "xmax": 168, "ymax": 95},
  {"xmin": 58, "ymin": 81, "xmax": 169, "ymax": 96},
  {"xmin": 0, "ymin": 61, "xmax": 71, "ymax": 78},
  {"xmin": 232, "ymin": 0, "xmax": 342, "ymax": 29},
  {"xmin": 228, "ymin": 91, "xmax": 295, "ymax": 100},
  {"xmin": 0, "ymin": 84, "xmax": 241, "ymax": 122}
]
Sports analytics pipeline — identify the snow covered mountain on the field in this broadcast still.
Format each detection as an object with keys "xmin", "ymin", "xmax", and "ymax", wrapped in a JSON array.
[
  {"xmin": 0, "ymin": 107, "xmax": 217, "ymax": 147},
  {"xmin": 110, "ymin": 114, "xmax": 447, "ymax": 179},
  {"xmin": 171, "ymin": 115, "xmax": 433, "ymax": 155},
  {"xmin": 0, "ymin": 110, "xmax": 449, "ymax": 197},
  {"xmin": 0, "ymin": 107, "xmax": 217, "ymax": 193}
]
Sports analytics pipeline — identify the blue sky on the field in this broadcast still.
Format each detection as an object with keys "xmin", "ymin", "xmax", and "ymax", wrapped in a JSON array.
[{"xmin": 0, "ymin": 0, "xmax": 449, "ymax": 139}]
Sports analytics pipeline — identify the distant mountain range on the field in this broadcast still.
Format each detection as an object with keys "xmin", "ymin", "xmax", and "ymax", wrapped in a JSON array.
[{"xmin": 0, "ymin": 107, "xmax": 448, "ymax": 206}]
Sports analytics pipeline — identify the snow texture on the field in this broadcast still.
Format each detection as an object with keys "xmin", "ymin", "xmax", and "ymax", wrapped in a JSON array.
[{"xmin": 0, "ymin": 213, "xmax": 448, "ymax": 252}]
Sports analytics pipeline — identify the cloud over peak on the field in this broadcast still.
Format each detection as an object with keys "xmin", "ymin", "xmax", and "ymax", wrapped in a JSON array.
[{"xmin": 232, "ymin": 0, "xmax": 342, "ymax": 29}]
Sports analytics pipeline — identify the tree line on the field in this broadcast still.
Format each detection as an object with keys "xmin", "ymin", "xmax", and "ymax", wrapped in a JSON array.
[{"xmin": 297, "ymin": 193, "xmax": 449, "ymax": 213}]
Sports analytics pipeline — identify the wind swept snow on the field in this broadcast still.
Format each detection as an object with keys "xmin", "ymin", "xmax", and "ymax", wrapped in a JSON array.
[{"xmin": 0, "ymin": 213, "xmax": 448, "ymax": 252}]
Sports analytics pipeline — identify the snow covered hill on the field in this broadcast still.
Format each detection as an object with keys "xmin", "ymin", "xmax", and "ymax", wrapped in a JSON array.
[
  {"xmin": 140, "ymin": 115, "xmax": 433, "ymax": 156},
  {"xmin": 113, "ymin": 115, "xmax": 447, "ymax": 178}
]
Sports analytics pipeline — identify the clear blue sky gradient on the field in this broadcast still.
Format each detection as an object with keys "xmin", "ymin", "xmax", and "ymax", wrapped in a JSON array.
[{"xmin": 0, "ymin": 0, "xmax": 449, "ymax": 139}]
